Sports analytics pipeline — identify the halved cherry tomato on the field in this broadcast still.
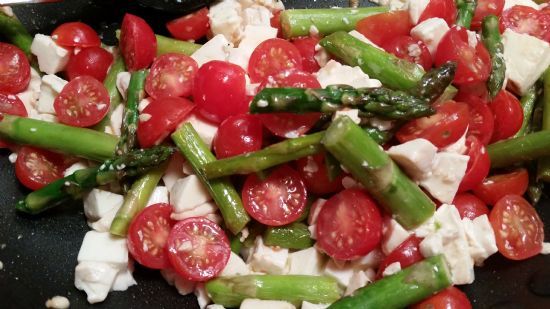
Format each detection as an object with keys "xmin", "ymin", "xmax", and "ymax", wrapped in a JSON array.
[
  {"xmin": 248, "ymin": 38, "xmax": 303, "ymax": 83},
  {"xmin": 120, "ymin": 14, "xmax": 157, "ymax": 71},
  {"xmin": 471, "ymin": 0, "xmax": 505, "ymax": 30},
  {"xmin": 258, "ymin": 70, "xmax": 321, "ymax": 91},
  {"xmin": 411, "ymin": 287, "xmax": 472, "ymax": 309},
  {"xmin": 193, "ymin": 60, "xmax": 248, "ymax": 123},
  {"xmin": 455, "ymin": 82, "xmax": 489, "ymax": 103},
  {"xmin": 15, "ymin": 147, "xmax": 66, "ymax": 190},
  {"xmin": 490, "ymin": 90, "xmax": 523, "ymax": 143},
  {"xmin": 490, "ymin": 195, "xmax": 544, "ymax": 260},
  {"xmin": 65, "ymin": 46, "xmax": 114, "ymax": 82},
  {"xmin": 137, "ymin": 97, "xmax": 194, "ymax": 148},
  {"xmin": 213, "ymin": 114, "xmax": 263, "ymax": 159},
  {"xmin": 377, "ymin": 235, "xmax": 423, "ymax": 278},
  {"xmin": 460, "ymin": 95, "xmax": 494, "ymax": 145},
  {"xmin": 292, "ymin": 36, "xmax": 320, "ymax": 73},
  {"xmin": 52, "ymin": 22, "xmax": 101, "ymax": 48},
  {"xmin": 258, "ymin": 113, "xmax": 321, "ymax": 138},
  {"xmin": 381, "ymin": 35, "xmax": 432, "ymax": 71},
  {"xmin": 500, "ymin": 5, "xmax": 550, "ymax": 43},
  {"xmin": 270, "ymin": 10, "xmax": 283, "ymax": 38},
  {"xmin": 167, "ymin": 217, "xmax": 231, "ymax": 281},
  {"xmin": 316, "ymin": 189, "xmax": 382, "ymax": 260},
  {"xmin": 453, "ymin": 193, "xmax": 490, "ymax": 220},
  {"xmin": 166, "ymin": 8, "xmax": 210, "ymax": 41},
  {"xmin": 295, "ymin": 152, "xmax": 344, "ymax": 196},
  {"xmin": 473, "ymin": 168, "xmax": 529, "ymax": 206},
  {"xmin": 356, "ymin": 10, "xmax": 413, "ymax": 46},
  {"xmin": 458, "ymin": 136, "xmax": 490, "ymax": 192},
  {"xmin": 54, "ymin": 76, "xmax": 110, "ymax": 127},
  {"xmin": 419, "ymin": 0, "xmax": 458, "ymax": 25},
  {"xmin": 128, "ymin": 203, "xmax": 176, "ymax": 269},
  {"xmin": 145, "ymin": 53, "xmax": 198, "ymax": 99},
  {"xmin": 396, "ymin": 101, "xmax": 470, "ymax": 148},
  {"xmin": 0, "ymin": 43, "xmax": 30, "ymax": 94},
  {"xmin": 242, "ymin": 165, "xmax": 307, "ymax": 226},
  {"xmin": 0, "ymin": 93, "xmax": 28, "ymax": 117}
]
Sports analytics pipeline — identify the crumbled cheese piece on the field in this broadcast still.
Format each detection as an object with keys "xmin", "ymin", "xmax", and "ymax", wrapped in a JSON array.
[
  {"xmin": 387, "ymin": 138, "xmax": 438, "ymax": 179},
  {"xmin": 369, "ymin": 118, "xmax": 394, "ymax": 131},
  {"xmin": 345, "ymin": 269, "xmax": 375, "ymax": 295},
  {"xmin": 194, "ymin": 283, "xmax": 212, "ymax": 309},
  {"xmin": 37, "ymin": 74, "xmax": 68, "ymax": 114},
  {"xmin": 316, "ymin": 60, "xmax": 381, "ymax": 88},
  {"xmin": 83, "ymin": 189, "xmax": 124, "ymax": 221},
  {"xmin": 248, "ymin": 237, "xmax": 289, "ymax": 274},
  {"xmin": 170, "ymin": 202, "xmax": 218, "ymax": 221},
  {"xmin": 350, "ymin": 248, "xmax": 384, "ymax": 270},
  {"xmin": 541, "ymin": 243, "xmax": 550, "ymax": 255},
  {"xmin": 409, "ymin": 0, "xmax": 430, "ymax": 24},
  {"xmin": 323, "ymin": 259, "xmax": 355, "ymax": 286},
  {"xmin": 382, "ymin": 218, "xmax": 411, "ymax": 255},
  {"xmin": 420, "ymin": 152, "xmax": 469, "ymax": 204},
  {"xmin": 287, "ymin": 247, "xmax": 326, "ymax": 276},
  {"xmin": 382, "ymin": 262, "xmax": 402, "ymax": 277},
  {"xmin": 442, "ymin": 128, "xmax": 468, "ymax": 154},
  {"xmin": 162, "ymin": 153, "xmax": 187, "ymax": 191},
  {"xmin": 8, "ymin": 153, "xmax": 17, "ymax": 163},
  {"xmin": 116, "ymin": 72, "xmax": 131, "ymax": 100},
  {"xmin": 184, "ymin": 114, "xmax": 219, "ymax": 148},
  {"xmin": 411, "ymin": 18, "xmax": 450, "ymax": 56},
  {"xmin": 45, "ymin": 296, "xmax": 70, "ymax": 309},
  {"xmin": 220, "ymin": 252, "xmax": 250, "ymax": 276},
  {"xmin": 209, "ymin": 0, "xmax": 245, "ymax": 44},
  {"xmin": 31, "ymin": 34, "xmax": 70, "ymax": 74},
  {"xmin": 334, "ymin": 109, "xmax": 361, "ymax": 124},
  {"xmin": 348, "ymin": 30, "xmax": 383, "ymax": 50},
  {"xmin": 64, "ymin": 161, "xmax": 88, "ymax": 177},
  {"xmin": 160, "ymin": 268, "xmax": 196, "ymax": 295},
  {"xmin": 169, "ymin": 175, "xmax": 212, "ymax": 213},
  {"xmin": 462, "ymin": 215, "xmax": 498, "ymax": 266},
  {"xmin": 109, "ymin": 104, "xmax": 124, "ymax": 137},
  {"xmin": 242, "ymin": 5, "xmax": 272, "ymax": 27},
  {"xmin": 16, "ymin": 68, "xmax": 41, "ymax": 115},
  {"xmin": 146, "ymin": 186, "xmax": 169, "ymax": 207},
  {"xmin": 191, "ymin": 34, "xmax": 233, "ymax": 67}
]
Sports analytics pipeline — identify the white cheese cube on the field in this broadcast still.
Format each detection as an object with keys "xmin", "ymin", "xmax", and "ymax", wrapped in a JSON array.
[
  {"xmin": 83, "ymin": 189, "xmax": 124, "ymax": 222},
  {"xmin": 209, "ymin": 0, "xmax": 244, "ymax": 45},
  {"xmin": 348, "ymin": 30, "xmax": 383, "ymax": 50},
  {"xmin": 287, "ymin": 247, "xmax": 326, "ymax": 276},
  {"xmin": 17, "ymin": 68, "xmax": 41, "ymax": 115},
  {"xmin": 109, "ymin": 104, "xmax": 124, "ymax": 137},
  {"xmin": 37, "ymin": 74, "xmax": 68, "ymax": 114},
  {"xmin": 541, "ymin": 242, "xmax": 550, "ymax": 254},
  {"xmin": 220, "ymin": 252, "xmax": 250, "ymax": 276},
  {"xmin": 503, "ymin": 0, "xmax": 540, "ymax": 10},
  {"xmin": 409, "ymin": 0, "xmax": 430, "ymax": 24},
  {"xmin": 387, "ymin": 138, "xmax": 438, "ymax": 179},
  {"xmin": 345, "ymin": 269, "xmax": 375, "ymax": 296},
  {"xmin": 195, "ymin": 283, "xmax": 211, "ymax": 309},
  {"xmin": 45, "ymin": 296, "xmax": 70, "ymax": 309},
  {"xmin": 191, "ymin": 34, "xmax": 233, "ymax": 67},
  {"xmin": 350, "ymin": 248, "xmax": 384, "ymax": 270},
  {"xmin": 77, "ymin": 231, "xmax": 128, "ymax": 267},
  {"xmin": 462, "ymin": 215, "xmax": 498, "ymax": 266},
  {"xmin": 323, "ymin": 259, "xmax": 355, "ymax": 287},
  {"xmin": 160, "ymin": 268, "xmax": 196, "ymax": 295},
  {"xmin": 369, "ymin": 118, "xmax": 394, "ymax": 131},
  {"xmin": 162, "ymin": 153, "xmax": 187, "ymax": 191},
  {"xmin": 420, "ymin": 152, "xmax": 469, "ymax": 204},
  {"xmin": 170, "ymin": 175, "xmax": 212, "ymax": 213},
  {"xmin": 171, "ymin": 202, "xmax": 218, "ymax": 221},
  {"xmin": 227, "ymin": 47, "xmax": 250, "ymax": 71},
  {"xmin": 442, "ymin": 129, "xmax": 468, "ymax": 154},
  {"xmin": 381, "ymin": 218, "xmax": 411, "ymax": 255},
  {"xmin": 334, "ymin": 109, "xmax": 361, "ymax": 125},
  {"xmin": 316, "ymin": 60, "xmax": 381, "ymax": 89},
  {"xmin": 111, "ymin": 264, "xmax": 137, "ymax": 291},
  {"xmin": 8, "ymin": 152, "xmax": 17, "ymax": 163},
  {"xmin": 382, "ymin": 262, "xmax": 402, "ymax": 277},
  {"xmin": 241, "ymin": 0, "xmax": 285, "ymax": 11},
  {"xmin": 243, "ymin": 5, "xmax": 272, "ymax": 26},
  {"xmin": 146, "ymin": 186, "xmax": 169, "ymax": 207},
  {"xmin": 63, "ymin": 161, "xmax": 88, "ymax": 177},
  {"xmin": 241, "ymin": 299, "xmax": 296, "ymax": 309},
  {"xmin": 116, "ymin": 72, "xmax": 131, "ymax": 100},
  {"xmin": 228, "ymin": 25, "xmax": 278, "ymax": 71},
  {"xmin": 308, "ymin": 198, "xmax": 327, "ymax": 226},
  {"xmin": 185, "ymin": 114, "xmax": 219, "ymax": 148},
  {"xmin": 89, "ymin": 204, "xmax": 121, "ymax": 233},
  {"xmin": 302, "ymin": 301, "xmax": 330, "ymax": 309},
  {"xmin": 74, "ymin": 261, "xmax": 119, "ymax": 304},
  {"xmin": 314, "ymin": 44, "xmax": 331, "ymax": 68},
  {"xmin": 248, "ymin": 236, "xmax": 289, "ymax": 274},
  {"xmin": 411, "ymin": 18, "xmax": 450, "ymax": 56},
  {"xmin": 31, "ymin": 34, "xmax": 70, "ymax": 74}
]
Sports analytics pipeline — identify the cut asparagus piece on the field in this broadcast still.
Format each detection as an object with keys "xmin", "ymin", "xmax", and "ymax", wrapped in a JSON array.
[
  {"xmin": 156, "ymin": 34, "xmax": 201, "ymax": 56},
  {"xmin": 413, "ymin": 62, "xmax": 457, "ymax": 103},
  {"xmin": 322, "ymin": 116, "xmax": 435, "ymax": 229},
  {"xmin": 280, "ymin": 7, "xmax": 388, "ymax": 38},
  {"xmin": 116, "ymin": 70, "xmax": 147, "ymax": 155},
  {"xmin": 489, "ymin": 130, "xmax": 550, "ymax": 168},
  {"xmin": 456, "ymin": 0, "xmax": 478, "ymax": 28},
  {"xmin": 0, "ymin": 115, "xmax": 117, "ymax": 161},
  {"xmin": 206, "ymin": 275, "xmax": 343, "ymax": 307},
  {"xmin": 514, "ymin": 85, "xmax": 538, "ymax": 138},
  {"xmin": 0, "ymin": 11, "xmax": 33, "ymax": 57},
  {"xmin": 93, "ymin": 56, "xmax": 126, "ymax": 132},
  {"xmin": 481, "ymin": 15, "xmax": 506, "ymax": 99},
  {"xmin": 172, "ymin": 124, "xmax": 250, "ymax": 234},
  {"xmin": 264, "ymin": 222, "xmax": 313, "ymax": 250},
  {"xmin": 329, "ymin": 255, "xmax": 452, "ymax": 309},
  {"xmin": 537, "ymin": 68, "xmax": 550, "ymax": 181}
]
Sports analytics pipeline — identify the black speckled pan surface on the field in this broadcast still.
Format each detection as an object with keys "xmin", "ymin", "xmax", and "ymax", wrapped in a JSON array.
[{"xmin": 1, "ymin": 0, "xmax": 550, "ymax": 308}]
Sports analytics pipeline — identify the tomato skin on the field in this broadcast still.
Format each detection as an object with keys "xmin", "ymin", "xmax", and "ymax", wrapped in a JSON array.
[
  {"xmin": 0, "ymin": 43, "xmax": 30, "ymax": 94},
  {"xmin": 411, "ymin": 287, "xmax": 472, "ymax": 309},
  {"xmin": 213, "ymin": 114, "xmax": 263, "ymax": 159},
  {"xmin": 166, "ymin": 8, "xmax": 210, "ymax": 41},
  {"xmin": 0, "ymin": 93, "xmax": 28, "ymax": 117},
  {"xmin": 52, "ymin": 22, "xmax": 101, "ymax": 48},
  {"xmin": 458, "ymin": 136, "xmax": 490, "ymax": 192},
  {"xmin": 120, "ymin": 14, "xmax": 157, "ymax": 71},
  {"xmin": 292, "ymin": 37, "xmax": 320, "ymax": 73},
  {"xmin": 15, "ymin": 147, "xmax": 66, "ymax": 190},
  {"xmin": 471, "ymin": 0, "xmax": 505, "ymax": 30},
  {"xmin": 145, "ymin": 53, "xmax": 198, "ymax": 99},
  {"xmin": 459, "ymin": 94, "xmax": 494, "ymax": 145},
  {"xmin": 490, "ymin": 90, "xmax": 523, "ymax": 143},
  {"xmin": 259, "ymin": 69, "xmax": 321, "ymax": 91},
  {"xmin": 381, "ymin": 35, "xmax": 433, "ymax": 71},
  {"xmin": 127, "ymin": 203, "xmax": 176, "ymax": 269},
  {"xmin": 248, "ymin": 38, "xmax": 303, "ymax": 83},
  {"xmin": 490, "ymin": 195, "xmax": 544, "ymax": 260},
  {"xmin": 316, "ymin": 189, "xmax": 383, "ymax": 260},
  {"xmin": 65, "ymin": 47, "xmax": 114, "ymax": 82},
  {"xmin": 356, "ymin": 11, "xmax": 413, "ymax": 46},
  {"xmin": 137, "ymin": 97, "xmax": 195, "ymax": 148},
  {"xmin": 377, "ymin": 235, "xmax": 423, "ymax": 278},
  {"xmin": 500, "ymin": 5, "xmax": 550, "ymax": 43},
  {"xmin": 193, "ymin": 60, "xmax": 248, "ymax": 124},
  {"xmin": 258, "ymin": 113, "xmax": 321, "ymax": 138},
  {"xmin": 419, "ymin": 0, "xmax": 458, "ymax": 25},
  {"xmin": 270, "ymin": 10, "xmax": 283, "ymax": 38},
  {"xmin": 452, "ymin": 193, "xmax": 490, "ymax": 220},
  {"xmin": 473, "ymin": 168, "xmax": 529, "ymax": 206},
  {"xmin": 295, "ymin": 153, "xmax": 344, "ymax": 196}
]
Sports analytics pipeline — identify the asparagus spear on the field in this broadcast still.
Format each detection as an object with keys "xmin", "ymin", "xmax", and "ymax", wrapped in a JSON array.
[
  {"xmin": 16, "ymin": 146, "xmax": 175, "ymax": 215},
  {"xmin": 322, "ymin": 116, "xmax": 435, "ymax": 229},
  {"xmin": 203, "ymin": 132, "xmax": 324, "ymax": 179},
  {"xmin": 264, "ymin": 222, "xmax": 313, "ymax": 249},
  {"xmin": 537, "ymin": 68, "xmax": 550, "ymax": 181},
  {"xmin": 156, "ymin": 34, "xmax": 201, "ymax": 56},
  {"xmin": 456, "ymin": 0, "xmax": 478, "ymax": 28},
  {"xmin": 93, "ymin": 56, "xmax": 126, "ymax": 132},
  {"xmin": 116, "ymin": 70, "xmax": 147, "ymax": 155},
  {"xmin": 280, "ymin": 7, "xmax": 388, "ymax": 38},
  {"xmin": 206, "ymin": 275, "xmax": 343, "ymax": 307},
  {"xmin": 0, "ymin": 115, "xmax": 117, "ymax": 161},
  {"xmin": 481, "ymin": 15, "xmax": 506, "ymax": 98},
  {"xmin": 413, "ymin": 62, "xmax": 457, "ymax": 103},
  {"xmin": 329, "ymin": 255, "xmax": 452, "ymax": 309},
  {"xmin": 513, "ymin": 85, "xmax": 538, "ymax": 138},
  {"xmin": 488, "ymin": 130, "xmax": 550, "ymax": 168},
  {"xmin": 0, "ymin": 11, "xmax": 33, "ymax": 57},
  {"xmin": 172, "ymin": 124, "xmax": 250, "ymax": 234}
]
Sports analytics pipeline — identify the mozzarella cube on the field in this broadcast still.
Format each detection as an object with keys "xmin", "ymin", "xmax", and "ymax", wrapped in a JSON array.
[
  {"xmin": 302, "ymin": 301, "xmax": 330, "ymax": 309},
  {"xmin": 229, "ymin": 25, "xmax": 278, "ymax": 71},
  {"xmin": 227, "ymin": 47, "xmax": 250, "ymax": 71},
  {"xmin": 74, "ymin": 261, "xmax": 119, "ymax": 304},
  {"xmin": 420, "ymin": 152, "xmax": 469, "ymax": 204},
  {"xmin": 369, "ymin": 118, "xmax": 394, "ymax": 131},
  {"xmin": 314, "ymin": 44, "xmax": 331, "ymax": 68},
  {"xmin": 170, "ymin": 175, "xmax": 212, "ymax": 213},
  {"xmin": 160, "ymin": 268, "xmax": 196, "ymax": 295},
  {"xmin": 37, "ymin": 74, "xmax": 68, "ymax": 114},
  {"xmin": 462, "ymin": 215, "xmax": 498, "ymax": 266},
  {"xmin": 89, "ymin": 204, "xmax": 121, "ymax": 233},
  {"xmin": 350, "ymin": 249, "xmax": 384, "ymax": 270},
  {"xmin": 31, "ymin": 34, "xmax": 70, "ymax": 74},
  {"xmin": 387, "ymin": 138, "xmax": 438, "ymax": 179},
  {"xmin": 8, "ymin": 152, "xmax": 17, "ymax": 163},
  {"xmin": 241, "ymin": 299, "xmax": 296, "ymax": 309},
  {"xmin": 503, "ymin": 0, "xmax": 540, "ymax": 10},
  {"xmin": 45, "ymin": 296, "xmax": 70, "ymax": 309},
  {"xmin": 63, "ymin": 161, "xmax": 88, "ymax": 177},
  {"xmin": 220, "ymin": 252, "xmax": 250, "ymax": 276},
  {"xmin": 345, "ymin": 269, "xmax": 375, "ymax": 296},
  {"xmin": 316, "ymin": 60, "xmax": 381, "ymax": 88},
  {"xmin": 191, "ymin": 34, "xmax": 232, "ymax": 67},
  {"xmin": 323, "ymin": 259, "xmax": 355, "ymax": 287},
  {"xmin": 146, "ymin": 186, "xmax": 169, "ymax": 207},
  {"xmin": 411, "ymin": 18, "xmax": 450, "ymax": 56},
  {"xmin": 185, "ymin": 114, "xmax": 219, "ymax": 148},
  {"xmin": 409, "ymin": 0, "xmax": 430, "ymax": 24},
  {"xmin": 108, "ymin": 104, "xmax": 124, "ymax": 137},
  {"xmin": 111, "ymin": 266, "xmax": 137, "ymax": 291},
  {"xmin": 243, "ymin": 5, "xmax": 272, "ymax": 27},
  {"xmin": 542, "ymin": 243, "xmax": 550, "ymax": 254},
  {"xmin": 382, "ymin": 262, "xmax": 402, "ymax": 277},
  {"xmin": 241, "ymin": 0, "xmax": 285, "ymax": 11},
  {"xmin": 442, "ymin": 129, "xmax": 468, "ymax": 154},
  {"xmin": 194, "ymin": 283, "xmax": 211, "ymax": 309},
  {"xmin": 171, "ymin": 202, "xmax": 218, "ymax": 221},
  {"xmin": 248, "ymin": 236, "xmax": 289, "ymax": 274},
  {"xmin": 348, "ymin": 30, "xmax": 383, "ymax": 50},
  {"xmin": 83, "ymin": 189, "xmax": 124, "ymax": 222},
  {"xmin": 287, "ymin": 247, "xmax": 326, "ymax": 276},
  {"xmin": 308, "ymin": 198, "xmax": 327, "ymax": 226},
  {"xmin": 502, "ymin": 29, "xmax": 550, "ymax": 95},
  {"xmin": 77, "ymin": 231, "xmax": 128, "ymax": 267},
  {"xmin": 209, "ymin": 0, "xmax": 244, "ymax": 44},
  {"xmin": 334, "ymin": 109, "xmax": 361, "ymax": 125},
  {"xmin": 17, "ymin": 68, "xmax": 41, "ymax": 114},
  {"xmin": 162, "ymin": 153, "xmax": 187, "ymax": 191},
  {"xmin": 381, "ymin": 218, "xmax": 411, "ymax": 255},
  {"xmin": 116, "ymin": 72, "xmax": 131, "ymax": 100}
]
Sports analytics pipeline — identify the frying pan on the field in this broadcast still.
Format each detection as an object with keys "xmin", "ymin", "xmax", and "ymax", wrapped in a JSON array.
[{"xmin": 1, "ymin": 0, "xmax": 550, "ymax": 308}]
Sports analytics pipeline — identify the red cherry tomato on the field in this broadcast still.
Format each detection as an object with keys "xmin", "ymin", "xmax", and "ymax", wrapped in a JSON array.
[
  {"xmin": 54, "ymin": 76, "xmax": 110, "ymax": 127},
  {"xmin": 500, "ymin": 5, "xmax": 550, "ymax": 43},
  {"xmin": 396, "ymin": 101, "xmax": 470, "ymax": 148},
  {"xmin": 128, "ymin": 203, "xmax": 176, "ymax": 269},
  {"xmin": 270, "ymin": 10, "xmax": 283, "ymax": 38},
  {"xmin": 455, "ymin": 82, "xmax": 490, "ymax": 103},
  {"xmin": 167, "ymin": 217, "xmax": 231, "ymax": 281},
  {"xmin": 166, "ymin": 8, "xmax": 210, "ymax": 41},
  {"xmin": 473, "ymin": 168, "xmax": 529, "ymax": 206},
  {"xmin": 120, "ymin": 14, "xmax": 157, "ymax": 71},
  {"xmin": 258, "ymin": 113, "xmax": 321, "ymax": 138},
  {"xmin": 193, "ymin": 60, "xmax": 248, "ymax": 123},
  {"xmin": 419, "ymin": 0, "xmax": 458, "ymax": 25},
  {"xmin": 381, "ymin": 35, "xmax": 433, "ymax": 71},
  {"xmin": 458, "ymin": 136, "xmax": 490, "ymax": 192},
  {"xmin": 460, "ymin": 95, "xmax": 494, "ymax": 145},
  {"xmin": 242, "ymin": 165, "xmax": 307, "ymax": 226},
  {"xmin": 137, "ymin": 97, "xmax": 195, "ymax": 148},
  {"xmin": 377, "ymin": 235, "xmax": 423, "ymax": 278},
  {"xmin": 0, "ymin": 43, "xmax": 30, "ymax": 94},
  {"xmin": 490, "ymin": 195, "xmax": 544, "ymax": 260},
  {"xmin": 145, "ymin": 53, "xmax": 198, "ymax": 99},
  {"xmin": 471, "ymin": 0, "xmax": 505, "ymax": 30},
  {"xmin": 356, "ymin": 10, "xmax": 413, "ymax": 46},
  {"xmin": 295, "ymin": 152, "xmax": 344, "ymax": 196},
  {"xmin": 453, "ymin": 193, "xmax": 490, "ymax": 220},
  {"xmin": 65, "ymin": 46, "xmax": 114, "ymax": 82},
  {"xmin": 258, "ymin": 69, "xmax": 321, "ymax": 91},
  {"xmin": 0, "ymin": 93, "xmax": 28, "ymax": 117},
  {"xmin": 490, "ymin": 90, "xmax": 523, "ymax": 143},
  {"xmin": 291, "ymin": 36, "xmax": 320, "ymax": 73},
  {"xmin": 15, "ymin": 147, "xmax": 66, "ymax": 190},
  {"xmin": 411, "ymin": 287, "xmax": 472, "ymax": 309},
  {"xmin": 52, "ymin": 22, "xmax": 101, "ymax": 48},
  {"xmin": 213, "ymin": 114, "xmax": 263, "ymax": 159},
  {"xmin": 248, "ymin": 38, "xmax": 303, "ymax": 83},
  {"xmin": 316, "ymin": 189, "xmax": 382, "ymax": 260}
]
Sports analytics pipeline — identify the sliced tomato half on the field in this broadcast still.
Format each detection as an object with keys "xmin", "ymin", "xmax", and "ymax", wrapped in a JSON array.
[{"xmin": 15, "ymin": 147, "xmax": 66, "ymax": 190}]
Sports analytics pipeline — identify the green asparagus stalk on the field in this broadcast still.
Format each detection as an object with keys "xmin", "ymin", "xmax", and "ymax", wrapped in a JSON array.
[
  {"xmin": 93, "ymin": 56, "xmax": 126, "ymax": 132},
  {"xmin": 156, "ymin": 34, "xmax": 201, "ymax": 56},
  {"xmin": 481, "ymin": 15, "xmax": 506, "ymax": 98},
  {"xmin": 488, "ymin": 130, "xmax": 550, "ymax": 168},
  {"xmin": 413, "ymin": 62, "xmax": 457, "ymax": 103},
  {"xmin": 172, "ymin": 124, "xmax": 250, "ymax": 234},
  {"xmin": 206, "ymin": 275, "xmax": 343, "ymax": 307},
  {"xmin": 322, "ymin": 116, "xmax": 435, "ymax": 229},
  {"xmin": 204, "ymin": 132, "xmax": 324, "ymax": 179},
  {"xmin": 280, "ymin": 7, "xmax": 388, "ymax": 38},
  {"xmin": 116, "ymin": 70, "xmax": 147, "ymax": 155},
  {"xmin": 16, "ymin": 146, "xmax": 175, "ymax": 215},
  {"xmin": 110, "ymin": 162, "xmax": 167, "ymax": 236},
  {"xmin": 329, "ymin": 255, "xmax": 452, "ymax": 309},
  {"xmin": 514, "ymin": 85, "xmax": 538, "ymax": 138},
  {"xmin": 456, "ymin": 0, "xmax": 478, "ymax": 28},
  {"xmin": 537, "ymin": 68, "xmax": 550, "ymax": 181},
  {"xmin": 0, "ymin": 11, "xmax": 33, "ymax": 57},
  {"xmin": 325, "ymin": 151, "xmax": 343, "ymax": 181},
  {"xmin": 0, "ymin": 115, "xmax": 117, "ymax": 161},
  {"xmin": 264, "ymin": 222, "xmax": 313, "ymax": 249}
]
